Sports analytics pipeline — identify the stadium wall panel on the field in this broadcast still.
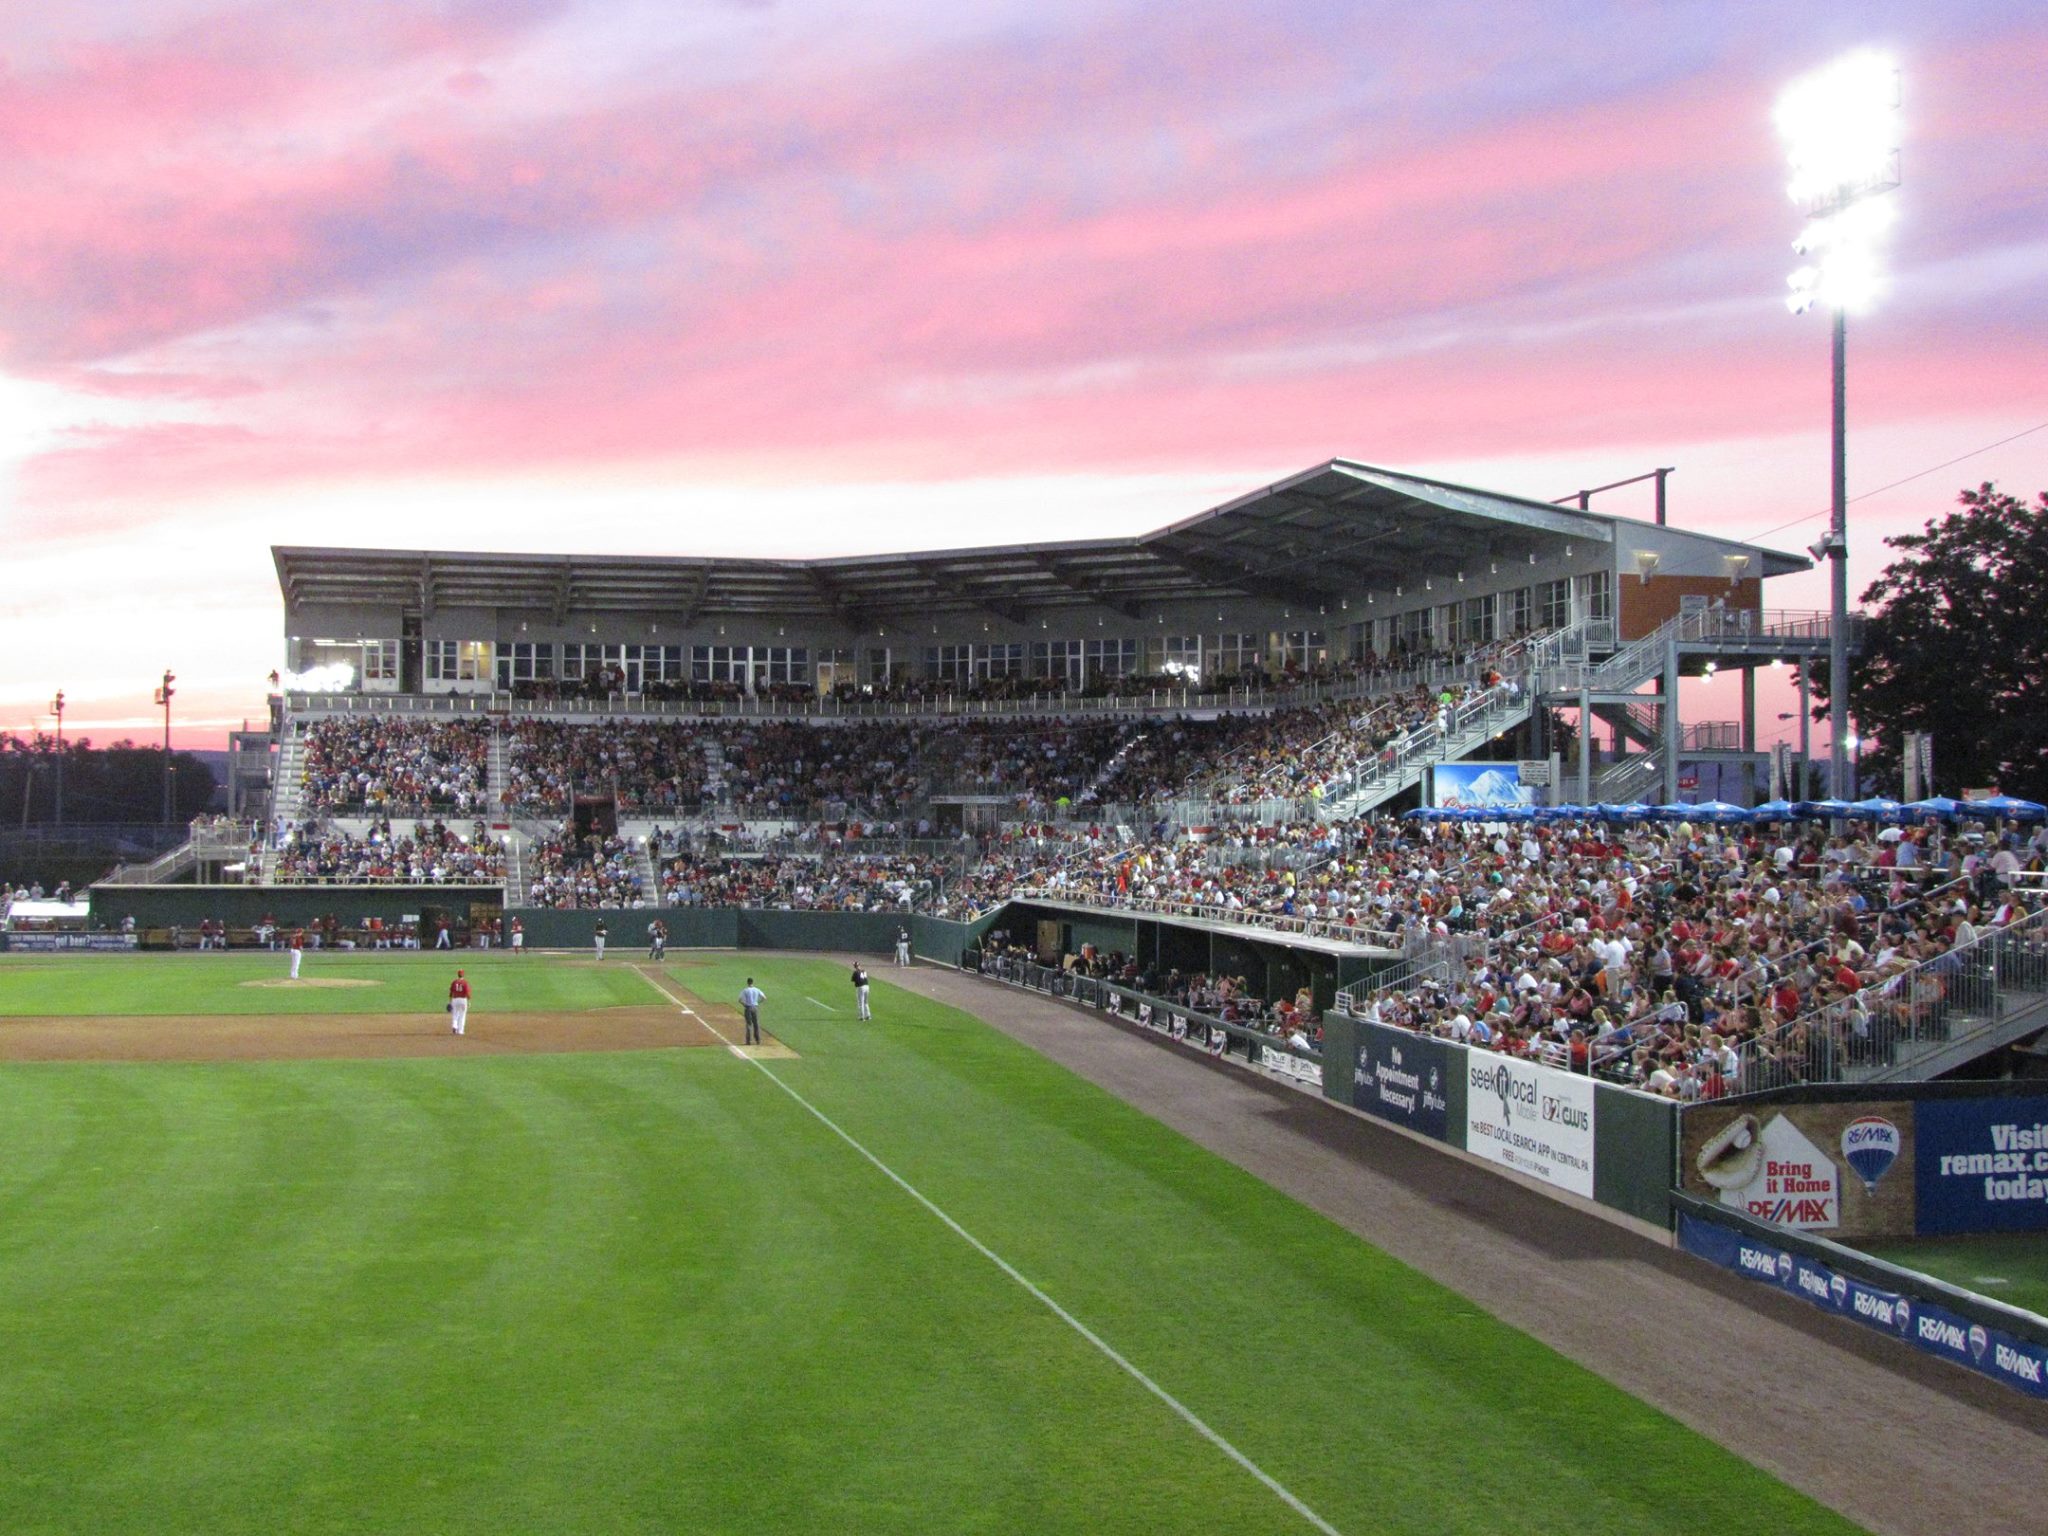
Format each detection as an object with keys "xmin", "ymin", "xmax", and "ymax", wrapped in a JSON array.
[
  {"xmin": 87, "ymin": 884, "xmax": 502, "ymax": 931},
  {"xmin": 1593, "ymin": 1082, "xmax": 1679, "ymax": 1227}
]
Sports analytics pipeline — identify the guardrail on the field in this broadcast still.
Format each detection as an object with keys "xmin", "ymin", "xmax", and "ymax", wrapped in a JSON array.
[
  {"xmin": 1008, "ymin": 885, "xmax": 1403, "ymax": 949},
  {"xmin": 969, "ymin": 953, "xmax": 1324, "ymax": 1084},
  {"xmin": 1731, "ymin": 905, "xmax": 2048, "ymax": 1090}
]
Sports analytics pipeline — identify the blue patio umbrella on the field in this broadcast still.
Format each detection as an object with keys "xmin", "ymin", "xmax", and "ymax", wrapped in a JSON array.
[
  {"xmin": 1960, "ymin": 795, "xmax": 2047, "ymax": 822},
  {"xmin": 1752, "ymin": 799, "xmax": 1799, "ymax": 821},
  {"xmin": 1689, "ymin": 800, "xmax": 1756, "ymax": 823},
  {"xmin": 1851, "ymin": 796, "xmax": 1905, "ymax": 820},
  {"xmin": 1902, "ymin": 796, "xmax": 1965, "ymax": 822},
  {"xmin": 1795, "ymin": 799, "xmax": 1854, "ymax": 820}
]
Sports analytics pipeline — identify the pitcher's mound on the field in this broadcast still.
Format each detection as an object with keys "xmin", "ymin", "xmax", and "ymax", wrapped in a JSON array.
[{"xmin": 240, "ymin": 977, "xmax": 382, "ymax": 989}]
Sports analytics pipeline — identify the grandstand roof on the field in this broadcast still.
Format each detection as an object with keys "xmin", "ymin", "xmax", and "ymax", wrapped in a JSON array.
[{"xmin": 275, "ymin": 459, "xmax": 1807, "ymax": 625}]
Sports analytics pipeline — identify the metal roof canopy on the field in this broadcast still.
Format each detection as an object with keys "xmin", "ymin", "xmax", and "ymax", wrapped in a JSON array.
[{"xmin": 274, "ymin": 459, "xmax": 1807, "ymax": 627}]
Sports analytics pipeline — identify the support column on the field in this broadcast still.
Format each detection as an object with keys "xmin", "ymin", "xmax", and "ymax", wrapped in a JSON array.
[
  {"xmin": 1576, "ymin": 687, "xmax": 1592, "ymax": 805},
  {"xmin": 1661, "ymin": 639, "xmax": 1681, "ymax": 804}
]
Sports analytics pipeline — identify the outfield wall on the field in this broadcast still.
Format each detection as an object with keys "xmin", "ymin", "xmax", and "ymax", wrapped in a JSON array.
[
  {"xmin": 56, "ymin": 884, "xmax": 1007, "ymax": 962},
  {"xmin": 1678, "ymin": 1082, "xmax": 2048, "ymax": 1240},
  {"xmin": 962, "ymin": 951, "xmax": 1678, "ymax": 1234},
  {"xmin": 74, "ymin": 883, "xmax": 503, "ymax": 933},
  {"xmin": 1319, "ymin": 1010, "xmax": 1678, "ymax": 1229},
  {"xmin": 1674, "ymin": 1194, "xmax": 2048, "ymax": 1401}
]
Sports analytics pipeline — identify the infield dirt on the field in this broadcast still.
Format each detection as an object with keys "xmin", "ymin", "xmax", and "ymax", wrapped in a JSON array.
[{"xmin": 0, "ymin": 1005, "xmax": 724, "ymax": 1062}]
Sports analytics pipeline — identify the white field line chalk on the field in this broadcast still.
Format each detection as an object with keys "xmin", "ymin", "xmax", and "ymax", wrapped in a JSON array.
[{"xmin": 630, "ymin": 967, "xmax": 1342, "ymax": 1535}]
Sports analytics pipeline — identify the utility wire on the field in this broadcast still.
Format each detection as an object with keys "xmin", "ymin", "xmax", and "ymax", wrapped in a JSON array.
[{"xmin": 1739, "ymin": 420, "xmax": 2048, "ymax": 544}]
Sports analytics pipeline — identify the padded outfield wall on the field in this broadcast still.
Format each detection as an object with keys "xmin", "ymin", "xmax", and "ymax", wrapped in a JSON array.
[
  {"xmin": 49, "ymin": 885, "xmax": 1005, "ymax": 962},
  {"xmin": 1318, "ymin": 1010, "xmax": 1678, "ymax": 1231}
]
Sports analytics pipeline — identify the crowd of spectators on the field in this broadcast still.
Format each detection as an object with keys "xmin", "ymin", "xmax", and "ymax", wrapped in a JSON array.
[
  {"xmin": 661, "ymin": 852, "xmax": 948, "ymax": 911},
  {"xmin": 271, "ymin": 819, "xmax": 507, "ymax": 884},
  {"xmin": 505, "ymin": 721, "xmax": 710, "ymax": 814},
  {"xmin": 1343, "ymin": 816, "xmax": 2048, "ymax": 1095},
  {"xmin": 301, "ymin": 719, "xmax": 490, "ymax": 815},
  {"xmin": 526, "ymin": 827, "xmax": 647, "ymax": 909}
]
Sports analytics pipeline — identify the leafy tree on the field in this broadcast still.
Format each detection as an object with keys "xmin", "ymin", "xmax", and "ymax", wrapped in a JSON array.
[
  {"xmin": 0, "ymin": 735, "xmax": 217, "ymax": 826},
  {"xmin": 1826, "ymin": 483, "xmax": 2048, "ymax": 800}
]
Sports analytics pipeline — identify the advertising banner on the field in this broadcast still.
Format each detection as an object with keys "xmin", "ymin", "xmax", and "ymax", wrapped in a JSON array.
[
  {"xmin": 1351, "ymin": 1022, "xmax": 1451, "ymax": 1141},
  {"xmin": 0, "ymin": 932, "xmax": 139, "ymax": 952},
  {"xmin": 1681, "ymin": 1101, "xmax": 1915, "ymax": 1237},
  {"xmin": 1678, "ymin": 1212, "xmax": 2048, "ymax": 1401},
  {"xmin": 1913, "ymin": 1097, "xmax": 2048, "ymax": 1235},
  {"xmin": 1429, "ymin": 762, "xmax": 1531, "ymax": 811},
  {"xmin": 1465, "ymin": 1053, "xmax": 1594, "ymax": 1196}
]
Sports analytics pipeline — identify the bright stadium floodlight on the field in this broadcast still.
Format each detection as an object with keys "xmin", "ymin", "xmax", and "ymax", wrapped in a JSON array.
[{"xmin": 1776, "ymin": 49, "xmax": 1899, "ymax": 802}]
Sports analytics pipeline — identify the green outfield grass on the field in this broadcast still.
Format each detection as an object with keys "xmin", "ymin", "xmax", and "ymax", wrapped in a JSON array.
[
  {"xmin": 0, "ymin": 951, "xmax": 1865, "ymax": 1535},
  {"xmin": 1860, "ymin": 1234, "xmax": 2048, "ymax": 1321},
  {"xmin": 0, "ymin": 949, "xmax": 655, "ymax": 1016}
]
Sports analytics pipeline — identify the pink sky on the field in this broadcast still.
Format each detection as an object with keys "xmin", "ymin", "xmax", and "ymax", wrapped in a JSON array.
[{"xmin": 2, "ymin": 0, "xmax": 2043, "ymax": 749}]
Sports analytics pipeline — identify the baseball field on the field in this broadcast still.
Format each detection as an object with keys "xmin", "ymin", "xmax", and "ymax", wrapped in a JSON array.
[{"xmin": 0, "ymin": 948, "xmax": 1866, "ymax": 1535}]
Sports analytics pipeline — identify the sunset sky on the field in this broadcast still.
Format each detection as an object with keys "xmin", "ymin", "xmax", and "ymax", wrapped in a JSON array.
[{"xmin": 3, "ymin": 0, "xmax": 2043, "ymax": 748}]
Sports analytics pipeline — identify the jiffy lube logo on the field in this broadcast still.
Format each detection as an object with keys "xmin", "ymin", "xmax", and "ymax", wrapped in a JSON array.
[{"xmin": 1841, "ymin": 1116, "xmax": 1901, "ymax": 1192}]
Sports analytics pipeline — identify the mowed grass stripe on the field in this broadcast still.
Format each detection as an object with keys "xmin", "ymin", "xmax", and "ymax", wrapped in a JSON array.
[
  {"xmin": 667, "ymin": 956, "xmax": 1868, "ymax": 1536},
  {"xmin": 0, "ymin": 1054, "xmax": 1316, "ymax": 1533},
  {"xmin": 630, "ymin": 964, "xmax": 1343, "ymax": 1536},
  {"xmin": 0, "ymin": 951, "xmax": 1868, "ymax": 1534}
]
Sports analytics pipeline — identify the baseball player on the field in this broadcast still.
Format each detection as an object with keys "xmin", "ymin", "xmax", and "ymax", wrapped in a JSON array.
[
  {"xmin": 648, "ymin": 918, "xmax": 667, "ymax": 961},
  {"xmin": 851, "ymin": 963, "xmax": 872, "ymax": 1021},
  {"xmin": 594, "ymin": 919, "xmax": 607, "ymax": 960},
  {"xmin": 895, "ymin": 928, "xmax": 911, "ymax": 966},
  {"xmin": 288, "ymin": 928, "xmax": 305, "ymax": 980},
  {"xmin": 448, "ymin": 968, "xmax": 471, "ymax": 1035},
  {"xmin": 510, "ymin": 916, "xmax": 524, "ymax": 955},
  {"xmin": 738, "ymin": 978, "xmax": 765, "ymax": 1045}
]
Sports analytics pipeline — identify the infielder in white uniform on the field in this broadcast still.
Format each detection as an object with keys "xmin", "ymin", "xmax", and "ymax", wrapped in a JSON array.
[{"xmin": 288, "ymin": 928, "xmax": 304, "ymax": 980}]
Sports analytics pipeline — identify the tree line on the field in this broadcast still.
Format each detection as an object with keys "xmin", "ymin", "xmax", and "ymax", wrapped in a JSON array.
[{"xmin": 1, "ymin": 736, "xmax": 219, "ymax": 826}]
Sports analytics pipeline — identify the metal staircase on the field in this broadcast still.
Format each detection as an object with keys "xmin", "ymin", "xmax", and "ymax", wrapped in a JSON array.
[
  {"xmin": 634, "ymin": 837, "xmax": 661, "ymax": 906},
  {"xmin": 1591, "ymin": 750, "xmax": 1663, "ymax": 805},
  {"xmin": 504, "ymin": 831, "xmax": 528, "ymax": 904},
  {"xmin": 272, "ymin": 724, "xmax": 308, "ymax": 831},
  {"xmin": 486, "ymin": 730, "xmax": 510, "ymax": 822},
  {"xmin": 1319, "ymin": 683, "xmax": 1536, "ymax": 820}
]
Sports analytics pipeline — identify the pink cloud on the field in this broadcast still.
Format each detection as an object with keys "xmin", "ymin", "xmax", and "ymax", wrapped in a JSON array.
[{"xmin": 0, "ymin": 6, "xmax": 2040, "ymax": 521}]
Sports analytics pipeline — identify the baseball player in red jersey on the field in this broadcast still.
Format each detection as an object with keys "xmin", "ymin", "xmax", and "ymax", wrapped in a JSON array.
[
  {"xmin": 288, "ymin": 928, "xmax": 305, "ymax": 980},
  {"xmin": 448, "ymin": 969, "xmax": 471, "ymax": 1035}
]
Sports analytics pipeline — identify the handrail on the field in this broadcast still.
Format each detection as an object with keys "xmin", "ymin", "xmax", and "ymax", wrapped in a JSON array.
[
  {"xmin": 1729, "ymin": 903, "xmax": 2048, "ymax": 1090},
  {"xmin": 1008, "ymin": 885, "xmax": 1402, "ymax": 949}
]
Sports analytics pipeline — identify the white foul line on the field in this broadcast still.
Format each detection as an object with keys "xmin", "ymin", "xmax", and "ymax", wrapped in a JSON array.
[
  {"xmin": 804, "ymin": 995, "xmax": 839, "ymax": 1012},
  {"xmin": 632, "ymin": 967, "xmax": 1342, "ymax": 1536}
]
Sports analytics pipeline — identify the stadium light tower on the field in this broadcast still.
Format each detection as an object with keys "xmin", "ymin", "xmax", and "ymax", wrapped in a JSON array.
[
  {"xmin": 154, "ymin": 668, "xmax": 176, "ymax": 826},
  {"xmin": 1777, "ymin": 50, "xmax": 1899, "ymax": 800},
  {"xmin": 50, "ymin": 689, "xmax": 64, "ymax": 829}
]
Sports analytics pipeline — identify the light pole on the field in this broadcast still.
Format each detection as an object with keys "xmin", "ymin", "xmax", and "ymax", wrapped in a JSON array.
[
  {"xmin": 154, "ymin": 669, "xmax": 176, "ymax": 826},
  {"xmin": 50, "ymin": 690, "xmax": 64, "ymax": 829},
  {"xmin": 1778, "ymin": 51, "xmax": 1899, "ymax": 800}
]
